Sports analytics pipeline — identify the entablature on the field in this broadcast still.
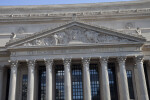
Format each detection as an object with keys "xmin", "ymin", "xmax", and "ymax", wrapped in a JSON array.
[{"xmin": 0, "ymin": 7, "xmax": 150, "ymax": 23}]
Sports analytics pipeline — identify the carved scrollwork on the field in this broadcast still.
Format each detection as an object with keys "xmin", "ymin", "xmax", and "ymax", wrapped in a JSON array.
[
  {"xmin": 82, "ymin": 57, "xmax": 90, "ymax": 71},
  {"xmin": 63, "ymin": 58, "xmax": 71, "ymax": 66},
  {"xmin": 117, "ymin": 56, "xmax": 126, "ymax": 63},
  {"xmin": 44, "ymin": 59, "xmax": 53, "ymax": 66},
  {"xmin": 135, "ymin": 56, "xmax": 144, "ymax": 64},
  {"xmin": 10, "ymin": 60, "xmax": 18, "ymax": 74},
  {"xmin": 44, "ymin": 59, "xmax": 53, "ymax": 72},
  {"xmin": 100, "ymin": 57, "xmax": 108, "ymax": 64},
  {"xmin": 27, "ymin": 60, "xmax": 36, "ymax": 73},
  {"xmin": 82, "ymin": 57, "xmax": 90, "ymax": 66},
  {"xmin": 63, "ymin": 58, "xmax": 71, "ymax": 72}
]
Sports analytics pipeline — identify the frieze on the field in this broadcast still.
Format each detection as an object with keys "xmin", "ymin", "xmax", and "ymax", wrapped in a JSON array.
[
  {"xmin": 0, "ymin": 8, "xmax": 150, "ymax": 19},
  {"xmin": 10, "ymin": 46, "xmax": 140, "ymax": 57},
  {"xmin": 21, "ymin": 26, "xmax": 134, "ymax": 46}
]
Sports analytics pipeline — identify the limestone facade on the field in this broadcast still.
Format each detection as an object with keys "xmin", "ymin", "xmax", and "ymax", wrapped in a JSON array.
[{"xmin": 0, "ymin": 0, "xmax": 150, "ymax": 100}]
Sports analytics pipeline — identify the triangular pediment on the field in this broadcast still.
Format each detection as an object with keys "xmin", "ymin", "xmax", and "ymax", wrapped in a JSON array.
[{"xmin": 6, "ymin": 21, "xmax": 146, "ymax": 48}]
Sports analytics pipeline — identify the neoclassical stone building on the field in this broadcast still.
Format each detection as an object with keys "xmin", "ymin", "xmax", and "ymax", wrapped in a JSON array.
[{"xmin": 0, "ymin": 0, "xmax": 150, "ymax": 100}]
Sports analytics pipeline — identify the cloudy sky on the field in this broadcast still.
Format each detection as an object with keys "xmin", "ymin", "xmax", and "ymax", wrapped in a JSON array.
[{"xmin": 0, "ymin": 0, "xmax": 133, "ymax": 6}]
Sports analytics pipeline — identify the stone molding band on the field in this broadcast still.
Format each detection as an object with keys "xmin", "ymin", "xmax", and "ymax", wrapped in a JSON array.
[{"xmin": 1, "ymin": 8, "xmax": 150, "ymax": 19}]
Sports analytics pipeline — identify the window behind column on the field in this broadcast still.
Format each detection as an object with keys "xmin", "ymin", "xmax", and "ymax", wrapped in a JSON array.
[
  {"xmin": 144, "ymin": 63, "xmax": 150, "ymax": 98},
  {"xmin": 38, "ymin": 66, "xmax": 46, "ymax": 100},
  {"xmin": 72, "ymin": 65, "xmax": 83, "ymax": 100},
  {"xmin": 90, "ymin": 64, "xmax": 100, "ymax": 100},
  {"xmin": 22, "ymin": 74, "xmax": 28, "ymax": 100},
  {"xmin": 126, "ymin": 70, "xmax": 135, "ymax": 99},
  {"xmin": 108, "ymin": 63, "xmax": 118, "ymax": 100},
  {"xmin": 55, "ymin": 65, "xmax": 64, "ymax": 100},
  {"xmin": 5, "ymin": 68, "xmax": 10, "ymax": 100}
]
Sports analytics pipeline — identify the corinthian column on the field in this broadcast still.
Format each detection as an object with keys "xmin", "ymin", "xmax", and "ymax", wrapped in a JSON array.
[
  {"xmin": 27, "ymin": 60, "xmax": 35, "ymax": 100},
  {"xmin": 63, "ymin": 58, "xmax": 72, "ymax": 100},
  {"xmin": 8, "ymin": 60, "xmax": 18, "ymax": 100},
  {"xmin": 135, "ymin": 56, "xmax": 149, "ymax": 100},
  {"xmin": 82, "ymin": 57, "xmax": 91, "ymax": 100},
  {"xmin": 45, "ymin": 59, "xmax": 53, "ymax": 100},
  {"xmin": 117, "ymin": 57, "xmax": 130, "ymax": 100},
  {"xmin": 100, "ymin": 57, "xmax": 111, "ymax": 100}
]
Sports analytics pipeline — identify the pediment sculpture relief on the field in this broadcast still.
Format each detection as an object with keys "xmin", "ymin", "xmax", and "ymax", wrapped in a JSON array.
[{"xmin": 23, "ymin": 26, "xmax": 135, "ymax": 46}]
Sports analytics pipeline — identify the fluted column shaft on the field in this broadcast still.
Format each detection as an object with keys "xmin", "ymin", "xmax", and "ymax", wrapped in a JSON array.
[
  {"xmin": 82, "ymin": 58, "xmax": 91, "ymax": 100},
  {"xmin": 45, "ymin": 59, "xmax": 53, "ymax": 100},
  {"xmin": 63, "ymin": 58, "xmax": 72, "ymax": 100},
  {"xmin": 118, "ymin": 57, "xmax": 130, "ymax": 100},
  {"xmin": 135, "ymin": 56, "xmax": 149, "ymax": 100},
  {"xmin": 100, "ymin": 57, "xmax": 111, "ymax": 100},
  {"xmin": 8, "ymin": 61, "xmax": 18, "ymax": 100},
  {"xmin": 27, "ymin": 60, "xmax": 35, "ymax": 100}
]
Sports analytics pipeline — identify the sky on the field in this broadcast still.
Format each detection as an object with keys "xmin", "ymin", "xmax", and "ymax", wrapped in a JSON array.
[{"xmin": 0, "ymin": 0, "xmax": 133, "ymax": 6}]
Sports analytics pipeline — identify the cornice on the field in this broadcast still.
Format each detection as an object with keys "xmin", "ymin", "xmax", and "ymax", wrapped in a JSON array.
[
  {"xmin": 0, "ymin": 8, "xmax": 150, "ymax": 22},
  {"xmin": 7, "ymin": 42, "xmax": 144, "ymax": 51}
]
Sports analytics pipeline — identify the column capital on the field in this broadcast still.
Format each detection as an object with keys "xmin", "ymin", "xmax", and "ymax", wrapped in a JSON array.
[
  {"xmin": 44, "ymin": 59, "xmax": 53, "ymax": 66},
  {"xmin": 26, "ymin": 60, "xmax": 36, "ymax": 66},
  {"xmin": 9, "ymin": 60, "xmax": 18, "ymax": 66},
  {"xmin": 82, "ymin": 57, "xmax": 90, "ymax": 65},
  {"xmin": 100, "ymin": 57, "xmax": 108, "ymax": 64},
  {"xmin": 26, "ymin": 60, "xmax": 36, "ymax": 73},
  {"xmin": 9, "ymin": 60, "xmax": 18, "ymax": 74},
  {"xmin": 135, "ymin": 56, "xmax": 144, "ymax": 63},
  {"xmin": 63, "ymin": 58, "xmax": 71, "ymax": 66},
  {"xmin": 117, "ymin": 56, "xmax": 126, "ymax": 63}
]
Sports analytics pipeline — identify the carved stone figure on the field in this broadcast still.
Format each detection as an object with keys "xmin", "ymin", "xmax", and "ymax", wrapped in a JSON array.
[
  {"xmin": 85, "ymin": 31, "xmax": 99, "ymax": 43},
  {"xmin": 35, "ymin": 39, "xmax": 42, "ymax": 45},
  {"xmin": 135, "ymin": 27, "xmax": 141, "ymax": 35},
  {"xmin": 53, "ymin": 34, "xmax": 63, "ymax": 45},
  {"xmin": 22, "ymin": 26, "xmax": 134, "ymax": 46},
  {"xmin": 10, "ymin": 32, "xmax": 16, "ymax": 39}
]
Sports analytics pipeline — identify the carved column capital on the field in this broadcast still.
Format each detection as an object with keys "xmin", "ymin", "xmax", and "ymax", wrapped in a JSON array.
[
  {"xmin": 44, "ymin": 59, "xmax": 53, "ymax": 67},
  {"xmin": 117, "ymin": 56, "xmax": 126, "ymax": 63},
  {"xmin": 63, "ymin": 58, "xmax": 71, "ymax": 66},
  {"xmin": 135, "ymin": 56, "xmax": 144, "ymax": 63},
  {"xmin": 100, "ymin": 57, "xmax": 108, "ymax": 64},
  {"xmin": 82, "ymin": 57, "xmax": 90, "ymax": 66},
  {"xmin": 9, "ymin": 60, "xmax": 18, "ymax": 74},
  {"xmin": 26, "ymin": 60, "xmax": 36, "ymax": 73}
]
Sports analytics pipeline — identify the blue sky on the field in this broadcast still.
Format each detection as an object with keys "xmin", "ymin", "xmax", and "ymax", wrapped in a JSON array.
[{"xmin": 0, "ymin": 0, "xmax": 132, "ymax": 6}]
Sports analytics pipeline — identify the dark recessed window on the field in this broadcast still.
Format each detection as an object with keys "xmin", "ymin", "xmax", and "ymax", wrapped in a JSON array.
[
  {"xmin": 90, "ymin": 64, "xmax": 100, "ymax": 100},
  {"xmin": 22, "ymin": 74, "xmax": 28, "ymax": 100},
  {"xmin": 38, "ymin": 66, "xmax": 46, "ymax": 100},
  {"xmin": 108, "ymin": 63, "xmax": 118, "ymax": 100},
  {"xmin": 55, "ymin": 65, "xmax": 64, "ymax": 100},
  {"xmin": 144, "ymin": 64, "xmax": 150, "ymax": 98},
  {"xmin": 126, "ymin": 70, "xmax": 135, "ymax": 99},
  {"xmin": 5, "ymin": 69, "xmax": 10, "ymax": 100},
  {"xmin": 72, "ymin": 65, "xmax": 83, "ymax": 100}
]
